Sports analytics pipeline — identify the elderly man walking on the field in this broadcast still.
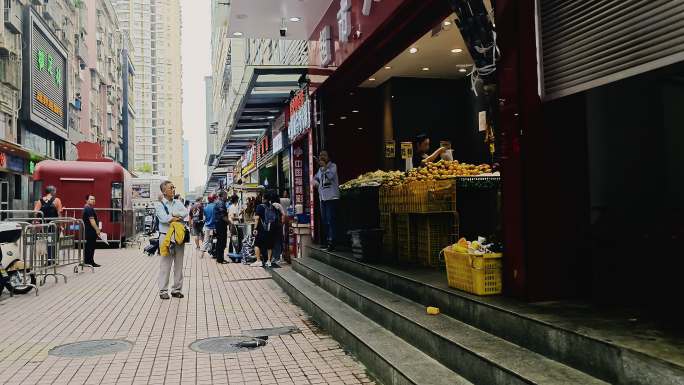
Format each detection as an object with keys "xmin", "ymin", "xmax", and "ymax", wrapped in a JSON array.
[{"xmin": 156, "ymin": 180, "xmax": 188, "ymax": 300}]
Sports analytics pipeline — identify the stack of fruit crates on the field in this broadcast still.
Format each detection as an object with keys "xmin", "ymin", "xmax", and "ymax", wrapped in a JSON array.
[
  {"xmin": 380, "ymin": 213, "xmax": 395, "ymax": 259},
  {"xmin": 414, "ymin": 213, "xmax": 459, "ymax": 267},
  {"xmin": 395, "ymin": 214, "xmax": 415, "ymax": 263}
]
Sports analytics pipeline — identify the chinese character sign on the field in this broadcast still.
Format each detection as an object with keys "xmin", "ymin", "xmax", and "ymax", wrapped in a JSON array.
[
  {"xmin": 29, "ymin": 13, "xmax": 67, "ymax": 132},
  {"xmin": 288, "ymin": 88, "xmax": 311, "ymax": 140}
]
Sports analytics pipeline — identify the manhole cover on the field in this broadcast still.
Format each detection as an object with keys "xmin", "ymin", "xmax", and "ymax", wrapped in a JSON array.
[
  {"xmin": 242, "ymin": 325, "xmax": 301, "ymax": 338},
  {"xmin": 189, "ymin": 336, "xmax": 267, "ymax": 354},
  {"xmin": 49, "ymin": 339, "xmax": 133, "ymax": 358}
]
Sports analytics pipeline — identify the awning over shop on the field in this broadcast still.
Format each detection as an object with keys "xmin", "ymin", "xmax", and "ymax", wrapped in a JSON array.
[{"xmin": 205, "ymin": 67, "xmax": 307, "ymax": 195}]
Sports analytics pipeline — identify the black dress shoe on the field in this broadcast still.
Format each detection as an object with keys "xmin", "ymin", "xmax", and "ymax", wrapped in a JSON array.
[
  {"xmin": 160, "ymin": 292, "xmax": 170, "ymax": 300},
  {"xmin": 91, "ymin": 263, "xmax": 101, "ymax": 268},
  {"xmin": 171, "ymin": 292, "xmax": 184, "ymax": 298},
  {"xmin": 217, "ymin": 260, "xmax": 229, "ymax": 264}
]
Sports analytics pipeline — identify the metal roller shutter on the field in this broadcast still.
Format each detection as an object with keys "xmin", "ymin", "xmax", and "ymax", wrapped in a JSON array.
[{"xmin": 538, "ymin": 0, "xmax": 684, "ymax": 100}]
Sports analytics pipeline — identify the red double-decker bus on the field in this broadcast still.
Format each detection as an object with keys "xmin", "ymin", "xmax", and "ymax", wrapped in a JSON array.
[{"xmin": 32, "ymin": 157, "xmax": 134, "ymax": 247}]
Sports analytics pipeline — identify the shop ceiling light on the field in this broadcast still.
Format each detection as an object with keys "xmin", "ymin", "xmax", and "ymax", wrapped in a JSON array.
[
  {"xmin": 340, "ymin": 116, "xmax": 347, "ymax": 120},
  {"xmin": 289, "ymin": 17, "xmax": 301, "ymax": 22},
  {"xmin": 352, "ymin": 110, "xmax": 359, "ymax": 113},
  {"xmin": 422, "ymin": 67, "xmax": 430, "ymax": 71},
  {"xmin": 451, "ymin": 48, "xmax": 463, "ymax": 53},
  {"xmin": 444, "ymin": 21, "xmax": 452, "ymax": 26},
  {"xmin": 357, "ymin": 127, "xmax": 363, "ymax": 130},
  {"xmin": 385, "ymin": 66, "xmax": 392, "ymax": 69},
  {"xmin": 409, "ymin": 47, "xmax": 419, "ymax": 54},
  {"xmin": 459, "ymin": 68, "xmax": 467, "ymax": 73},
  {"xmin": 368, "ymin": 77, "xmax": 376, "ymax": 81},
  {"xmin": 233, "ymin": 32, "xmax": 243, "ymax": 36},
  {"xmin": 328, "ymin": 123, "xmax": 335, "ymax": 126}
]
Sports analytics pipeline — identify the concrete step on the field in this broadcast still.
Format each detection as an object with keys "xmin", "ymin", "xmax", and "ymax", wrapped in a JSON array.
[
  {"xmin": 307, "ymin": 247, "xmax": 684, "ymax": 385},
  {"xmin": 294, "ymin": 256, "xmax": 607, "ymax": 385},
  {"xmin": 272, "ymin": 267, "xmax": 473, "ymax": 385}
]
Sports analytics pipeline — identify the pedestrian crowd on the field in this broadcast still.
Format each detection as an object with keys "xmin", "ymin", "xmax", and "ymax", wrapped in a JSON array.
[{"xmin": 31, "ymin": 149, "xmax": 341, "ymax": 301}]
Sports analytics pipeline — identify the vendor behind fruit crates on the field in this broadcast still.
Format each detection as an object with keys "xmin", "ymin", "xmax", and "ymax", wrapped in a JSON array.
[{"xmin": 412, "ymin": 134, "xmax": 448, "ymax": 169}]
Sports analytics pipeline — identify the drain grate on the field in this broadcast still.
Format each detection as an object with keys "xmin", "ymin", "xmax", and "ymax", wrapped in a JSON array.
[
  {"xmin": 48, "ymin": 339, "xmax": 133, "ymax": 358},
  {"xmin": 242, "ymin": 325, "xmax": 301, "ymax": 338},
  {"xmin": 188, "ymin": 336, "xmax": 267, "ymax": 354}
]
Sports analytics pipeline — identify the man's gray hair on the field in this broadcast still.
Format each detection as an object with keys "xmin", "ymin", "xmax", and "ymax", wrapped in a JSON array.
[
  {"xmin": 160, "ymin": 180, "xmax": 172, "ymax": 192},
  {"xmin": 45, "ymin": 185, "xmax": 56, "ymax": 194}
]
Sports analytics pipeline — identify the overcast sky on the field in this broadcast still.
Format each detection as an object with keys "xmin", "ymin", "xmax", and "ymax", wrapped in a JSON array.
[{"xmin": 181, "ymin": 0, "xmax": 211, "ymax": 192}]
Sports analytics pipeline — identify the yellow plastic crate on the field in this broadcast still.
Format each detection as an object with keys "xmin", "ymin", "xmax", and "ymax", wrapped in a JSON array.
[{"xmin": 444, "ymin": 248, "xmax": 502, "ymax": 295}]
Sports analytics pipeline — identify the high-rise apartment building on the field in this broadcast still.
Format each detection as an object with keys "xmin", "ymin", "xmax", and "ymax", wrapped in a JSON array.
[{"xmin": 113, "ymin": 0, "xmax": 185, "ymax": 194}]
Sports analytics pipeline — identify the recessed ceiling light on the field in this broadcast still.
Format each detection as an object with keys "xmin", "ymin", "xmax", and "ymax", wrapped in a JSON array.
[
  {"xmin": 451, "ymin": 48, "xmax": 463, "ymax": 53},
  {"xmin": 409, "ymin": 47, "xmax": 418, "ymax": 54},
  {"xmin": 328, "ymin": 123, "xmax": 335, "ymax": 126},
  {"xmin": 384, "ymin": 66, "xmax": 392, "ymax": 69},
  {"xmin": 289, "ymin": 17, "xmax": 301, "ymax": 22},
  {"xmin": 233, "ymin": 32, "xmax": 243, "ymax": 36},
  {"xmin": 459, "ymin": 68, "xmax": 467, "ymax": 73},
  {"xmin": 340, "ymin": 116, "xmax": 347, "ymax": 120},
  {"xmin": 368, "ymin": 77, "xmax": 376, "ymax": 81},
  {"xmin": 357, "ymin": 127, "xmax": 363, "ymax": 130},
  {"xmin": 444, "ymin": 21, "xmax": 452, "ymax": 26},
  {"xmin": 421, "ymin": 67, "xmax": 430, "ymax": 71},
  {"xmin": 352, "ymin": 110, "xmax": 359, "ymax": 113}
]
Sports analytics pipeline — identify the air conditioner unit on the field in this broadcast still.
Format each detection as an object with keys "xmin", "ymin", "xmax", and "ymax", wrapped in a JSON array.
[{"xmin": 4, "ymin": 5, "xmax": 21, "ymax": 34}]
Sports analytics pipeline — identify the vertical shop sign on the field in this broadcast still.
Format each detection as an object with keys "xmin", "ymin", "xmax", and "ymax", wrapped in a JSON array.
[
  {"xmin": 384, "ymin": 140, "xmax": 395, "ymax": 158},
  {"xmin": 293, "ymin": 144, "xmax": 305, "ymax": 205},
  {"xmin": 273, "ymin": 132, "xmax": 283, "ymax": 153},
  {"xmin": 319, "ymin": 25, "xmax": 332, "ymax": 67},
  {"xmin": 0, "ymin": 152, "xmax": 6, "ymax": 169},
  {"xmin": 400, "ymin": 142, "xmax": 413, "ymax": 159},
  {"xmin": 288, "ymin": 88, "xmax": 311, "ymax": 140},
  {"xmin": 308, "ymin": 129, "xmax": 315, "ymax": 238},
  {"xmin": 337, "ymin": 0, "xmax": 352, "ymax": 43}
]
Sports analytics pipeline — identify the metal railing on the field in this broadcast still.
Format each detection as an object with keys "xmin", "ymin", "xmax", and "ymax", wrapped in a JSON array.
[
  {"xmin": 1, "ymin": 210, "xmax": 92, "ymax": 296},
  {"xmin": 62, "ymin": 207, "xmax": 126, "ymax": 247}
]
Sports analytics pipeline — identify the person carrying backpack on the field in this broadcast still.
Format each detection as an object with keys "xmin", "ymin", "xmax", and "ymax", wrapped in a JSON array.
[
  {"xmin": 34, "ymin": 185, "xmax": 62, "ymax": 221},
  {"xmin": 33, "ymin": 186, "xmax": 63, "ymax": 265},
  {"xmin": 251, "ymin": 190, "xmax": 281, "ymax": 268},
  {"xmin": 189, "ymin": 197, "xmax": 205, "ymax": 251}
]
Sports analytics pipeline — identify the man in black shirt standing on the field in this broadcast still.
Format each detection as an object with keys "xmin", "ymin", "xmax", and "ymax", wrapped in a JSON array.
[
  {"xmin": 212, "ymin": 190, "xmax": 230, "ymax": 264},
  {"xmin": 82, "ymin": 194, "xmax": 101, "ymax": 267}
]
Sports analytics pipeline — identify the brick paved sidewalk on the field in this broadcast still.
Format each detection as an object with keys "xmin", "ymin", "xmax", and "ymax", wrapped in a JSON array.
[{"xmin": 0, "ymin": 246, "xmax": 375, "ymax": 385}]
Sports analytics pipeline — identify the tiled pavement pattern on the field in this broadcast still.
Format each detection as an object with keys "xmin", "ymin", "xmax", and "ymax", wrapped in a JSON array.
[{"xmin": 0, "ymin": 246, "xmax": 375, "ymax": 385}]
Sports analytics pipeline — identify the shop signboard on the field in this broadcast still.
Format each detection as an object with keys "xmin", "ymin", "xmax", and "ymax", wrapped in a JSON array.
[
  {"xmin": 288, "ymin": 88, "xmax": 311, "ymax": 141},
  {"xmin": 23, "ymin": 8, "xmax": 68, "ymax": 139},
  {"xmin": 385, "ymin": 140, "xmax": 396, "ymax": 158},
  {"xmin": 272, "ymin": 132, "xmax": 284, "ymax": 154},
  {"xmin": 0, "ymin": 152, "xmax": 6, "ymax": 169},
  {"xmin": 131, "ymin": 184, "xmax": 151, "ymax": 199},
  {"xmin": 242, "ymin": 146, "xmax": 256, "ymax": 176},
  {"xmin": 6, "ymin": 155, "xmax": 25, "ymax": 173},
  {"xmin": 400, "ymin": 142, "xmax": 413, "ymax": 159},
  {"xmin": 226, "ymin": 173, "xmax": 234, "ymax": 186},
  {"xmin": 293, "ymin": 144, "xmax": 305, "ymax": 206},
  {"xmin": 310, "ymin": 0, "xmax": 398, "ymax": 68}
]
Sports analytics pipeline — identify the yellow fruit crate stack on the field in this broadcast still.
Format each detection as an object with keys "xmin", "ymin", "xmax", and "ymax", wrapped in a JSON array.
[
  {"xmin": 380, "ymin": 213, "xmax": 395, "ymax": 259},
  {"xmin": 444, "ymin": 248, "xmax": 502, "ymax": 295},
  {"xmin": 414, "ymin": 215, "xmax": 458, "ymax": 267},
  {"xmin": 395, "ymin": 214, "xmax": 415, "ymax": 263}
]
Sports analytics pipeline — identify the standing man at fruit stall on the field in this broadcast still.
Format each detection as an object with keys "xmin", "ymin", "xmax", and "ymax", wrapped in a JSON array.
[
  {"xmin": 313, "ymin": 150, "xmax": 340, "ymax": 251},
  {"xmin": 413, "ymin": 134, "xmax": 447, "ymax": 169}
]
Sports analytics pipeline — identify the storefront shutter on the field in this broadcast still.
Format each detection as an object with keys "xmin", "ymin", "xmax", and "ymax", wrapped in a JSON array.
[{"xmin": 539, "ymin": 0, "xmax": 684, "ymax": 100}]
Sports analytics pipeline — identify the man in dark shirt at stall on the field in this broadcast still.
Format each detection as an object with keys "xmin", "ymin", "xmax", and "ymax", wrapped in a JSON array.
[
  {"xmin": 413, "ymin": 134, "xmax": 447, "ymax": 169},
  {"xmin": 82, "ymin": 194, "xmax": 101, "ymax": 267},
  {"xmin": 212, "ymin": 190, "xmax": 230, "ymax": 264}
]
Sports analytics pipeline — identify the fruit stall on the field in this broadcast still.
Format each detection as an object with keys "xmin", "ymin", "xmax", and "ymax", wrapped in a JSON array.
[{"xmin": 339, "ymin": 161, "xmax": 500, "ymax": 267}]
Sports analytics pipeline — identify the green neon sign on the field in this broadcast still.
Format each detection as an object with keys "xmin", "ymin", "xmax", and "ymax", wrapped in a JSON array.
[{"xmin": 35, "ymin": 48, "xmax": 62, "ymax": 87}]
